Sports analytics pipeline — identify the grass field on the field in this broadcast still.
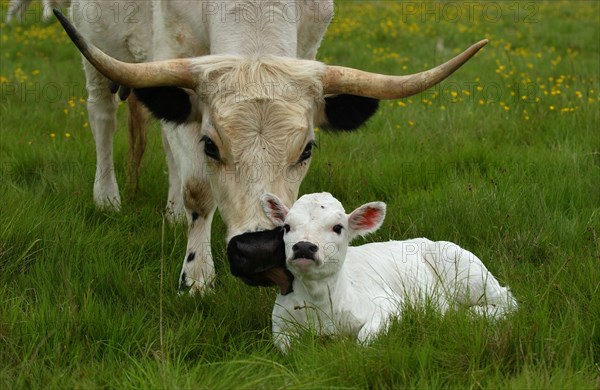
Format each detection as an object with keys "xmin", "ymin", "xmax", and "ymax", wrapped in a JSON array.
[{"xmin": 1, "ymin": 0, "xmax": 599, "ymax": 388}]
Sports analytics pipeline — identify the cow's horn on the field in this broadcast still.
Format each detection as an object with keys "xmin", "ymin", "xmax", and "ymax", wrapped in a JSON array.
[
  {"xmin": 53, "ymin": 9, "xmax": 196, "ymax": 89},
  {"xmin": 322, "ymin": 39, "xmax": 488, "ymax": 99}
]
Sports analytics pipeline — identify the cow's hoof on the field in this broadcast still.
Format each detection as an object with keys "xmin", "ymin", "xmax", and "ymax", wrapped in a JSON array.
[
  {"xmin": 177, "ymin": 273, "xmax": 215, "ymax": 296},
  {"xmin": 94, "ymin": 196, "xmax": 121, "ymax": 211}
]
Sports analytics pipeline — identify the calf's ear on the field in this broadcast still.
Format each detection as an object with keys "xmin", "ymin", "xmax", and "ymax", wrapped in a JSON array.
[
  {"xmin": 348, "ymin": 202, "xmax": 386, "ymax": 239},
  {"xmin": 260, "ymin": 193, "xmax": 289, "ymax": 226}
]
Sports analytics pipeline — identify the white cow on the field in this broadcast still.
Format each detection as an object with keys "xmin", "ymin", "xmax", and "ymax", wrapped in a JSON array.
[
  {"xmin": 6, "ymin": 0, "xmax": 67, "ymax": 23},
  {"xmin": 69, "ymin": 1, "xmax": 154, "ymax": 211},
  {"xmin": 55, "ymin": 1, "xmax": 489, "ymax": 295},
  {"xmin": 261, "ymin": 192, "xmax": 517, "ymax": 352}
]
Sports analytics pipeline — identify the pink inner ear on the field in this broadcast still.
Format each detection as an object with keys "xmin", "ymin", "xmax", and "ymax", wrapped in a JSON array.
[
  {"xmin": 268, "ymin": 199, "xmax": 285, "ymax": 222},
  {"xmin": 267, "ymin": 199, "xmax": 279, "ymax": 212},
  {"xmin": 352, "ymin": 206, "xmax": 381, "ymax": 229}
]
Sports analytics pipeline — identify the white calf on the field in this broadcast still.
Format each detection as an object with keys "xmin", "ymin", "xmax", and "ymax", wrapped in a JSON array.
[
  {"xmin": 261, "ymin": 192, "xmax": 517, "ymax": 352},
  {"xmin": 6, "ymin": 0, "xmax": 67, "ymax": 23}
]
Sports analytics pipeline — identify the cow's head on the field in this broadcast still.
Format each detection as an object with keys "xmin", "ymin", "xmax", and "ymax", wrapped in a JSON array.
[
  {"xmin": 54, "ymin": 10, "xmax": 486, "ymax": 293},
  {"xmin": 261, "ymin": 192, "xmax": 386, "ymax": 283}
]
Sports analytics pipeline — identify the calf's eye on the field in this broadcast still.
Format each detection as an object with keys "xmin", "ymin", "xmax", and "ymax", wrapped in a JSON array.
[
  {"xmin": 333, "ymin": 224, "xmax": 343, "ymax": 234},
  {"xmin": 283, "ymin": 224, "xmax": 291, "ymax": 233}
]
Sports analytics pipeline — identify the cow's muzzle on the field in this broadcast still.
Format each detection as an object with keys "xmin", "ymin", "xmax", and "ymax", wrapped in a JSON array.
[{"xmin": 227, "ymin": 228, "xmax": 294, "ymax": 295}]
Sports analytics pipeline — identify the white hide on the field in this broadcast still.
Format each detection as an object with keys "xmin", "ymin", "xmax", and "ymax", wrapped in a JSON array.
[
  {"xmin": 6, "ymin": 0, "xmax": 67, "ymax": 23},
  {"xmin": 154, "ymin": 1, "xmax": 333, "ymax": 294},
  {"xmin": 70, "ymin": 0, "xmax": 154, "ymax": 211},
  {"xmin": 262, "ymin": 192, "xmax": 517, "ymax": 353}
]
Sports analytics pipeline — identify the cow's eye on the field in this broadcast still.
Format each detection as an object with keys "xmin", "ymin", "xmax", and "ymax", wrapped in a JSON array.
[
  {"xmin": 298, "ymin": 141, "xmax": 316, "ymax": 163},
  {"xmin": 201, "ymin": 135, "xmax": 220, "ymax": 161},
  {"xmin": 283, "ymin": 224, "xmax": 291, "ymax": 233},
  {"xmin": 332, "ymin": 224, "xmax": 343, "ymax": 234}
]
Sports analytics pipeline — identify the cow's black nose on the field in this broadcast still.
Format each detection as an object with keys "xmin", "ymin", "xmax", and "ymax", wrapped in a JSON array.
[
  {"xmin": 226, "ymin": 228, "xmax": 294, "ymax": 295},
  {"xmin": 292, "ymin": 241, "xmax": 318, "ymax": 259}
]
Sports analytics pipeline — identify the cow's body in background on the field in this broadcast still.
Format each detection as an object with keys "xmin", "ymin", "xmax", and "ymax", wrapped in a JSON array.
[
  {"xmin": 58, "ymin": 1, "xmax": 488, "ymax": 295},
  {"xmin": 262, "ymin": 193, "xmax": 517, "ymax": 352},
  {"xmin": 6, "ymin": 0, "xmax": 67, "ymax": 22},
  {"xmin": 70, "ymin": 1, "xmax": 153, "ymax": 212}
]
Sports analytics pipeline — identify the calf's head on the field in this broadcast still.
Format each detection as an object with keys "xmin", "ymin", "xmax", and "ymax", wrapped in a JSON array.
[{"xmin": 261, "ymin": 192, "xmax": 386, "ymax": 281}]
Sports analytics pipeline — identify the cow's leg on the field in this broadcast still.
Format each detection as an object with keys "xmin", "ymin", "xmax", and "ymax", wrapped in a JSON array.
[
  {"xmin": 162, "ymin": 122, "xmax": 216, "ymax": 294},
  {"xmin": 6, "ymin": 0, "xmax": 32, "ymax": 22},
  {"xmin": 296, "ymin": 0, "xmax": 334, "ymax": 60},
  {"xmin": 178, "ymin": 178, "xmax": 216, "ymax": 294},
  {"xmin": 125, "ymin": 93, "xmax": 148, "ymax": 199},
  {"xmin": 161, "ymin": 128, "xmax": 185, "ymax": 222},
  {"xmin": 42, "ymin": 0, "xmax": 53, "ymax": 21},
  {"xmin": 297, "ymin": 0, "xmax": 381, "ymax": 133},
  {"xmin": 83, "ymin": 61, "xmax": 121, "ymax": 210}
]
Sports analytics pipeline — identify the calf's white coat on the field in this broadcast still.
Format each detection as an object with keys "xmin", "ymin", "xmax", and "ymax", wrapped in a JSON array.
[{"xmin": 261, "ymin": 192, "xmax": 517, "ymax": 352}]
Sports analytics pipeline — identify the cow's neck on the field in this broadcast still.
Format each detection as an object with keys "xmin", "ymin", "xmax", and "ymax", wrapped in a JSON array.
[{"xmin": 209, "ymin": 1, "xmax": 298, "ymax": 57}]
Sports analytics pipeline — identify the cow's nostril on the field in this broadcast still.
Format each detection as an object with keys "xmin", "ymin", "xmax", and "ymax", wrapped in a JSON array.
[{"xmin": 308, "ymin": 244, "xmax": 318, "ymax": 253}]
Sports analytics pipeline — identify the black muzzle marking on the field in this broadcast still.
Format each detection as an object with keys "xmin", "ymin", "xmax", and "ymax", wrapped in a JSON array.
[{"xmin": 227, "ymin": 228, "xmax": 294, "ymax": 295}]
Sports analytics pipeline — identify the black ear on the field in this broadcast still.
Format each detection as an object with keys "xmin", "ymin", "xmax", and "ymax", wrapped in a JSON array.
[
  {"xmin": 322, "ymin": 94, "xmax": 380, "ymax": 131},
  {"xmin": 133, "ymin": 87, "xmax": 191, "ymax": 124}
]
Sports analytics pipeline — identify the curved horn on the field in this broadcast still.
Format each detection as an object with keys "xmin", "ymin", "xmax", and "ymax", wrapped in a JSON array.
[
  {"xmin": 322, "ymin": 39, "xmax": 488, "ymax": 99},
  {"xmin": 53, "ymin": 9, "xmax": 196, "ymax": 89}
]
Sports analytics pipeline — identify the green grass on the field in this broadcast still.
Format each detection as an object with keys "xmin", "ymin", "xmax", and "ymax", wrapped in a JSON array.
[{"xmin": 1, "ymin": 0, "xmax": 599, "ymax": 388}]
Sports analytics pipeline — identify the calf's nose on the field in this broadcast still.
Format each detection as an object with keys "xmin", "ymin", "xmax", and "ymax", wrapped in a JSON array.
[{"xmin": 292, "ymin": 241, "xmax": 318, "ymax": 259}]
